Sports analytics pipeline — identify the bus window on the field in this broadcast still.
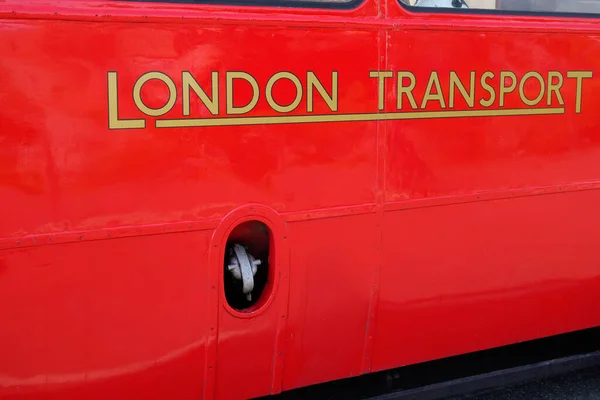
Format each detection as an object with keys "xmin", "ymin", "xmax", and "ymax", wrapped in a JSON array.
[
  {"xmin": 400, "ymin": 0, "xmax": 600, "ymax": 13},
  {"xmin": 498, "ymin": 0, "xmax": 600, "ymax": 13},
  {"xmin": 400, "ymin": 0, "xmax": 490, "ymax": 8}
]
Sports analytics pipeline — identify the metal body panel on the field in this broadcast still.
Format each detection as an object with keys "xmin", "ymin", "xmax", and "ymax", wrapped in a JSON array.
[{"xmin": 1, "ymin": 0, "xmax": 600, "ymax": 398}]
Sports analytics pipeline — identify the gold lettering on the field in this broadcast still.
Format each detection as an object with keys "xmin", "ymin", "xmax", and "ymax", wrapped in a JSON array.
[
  {"xmin": 547, "ymin": 71, "xmax": 565, "ymax": 106},
  {"xmin": 182, "ymin": 71, "xmax": 218, "ymax": 116},
  {"xmin": 107, "ymin": 72, "xmax": 145, "ymax": 129},
  {"xmin": 449, "ymin": 71, "xmax": 475, "ymax": 108},
  {"xmin": 266, "ymin": 72, "xmax": 303, "ymax": 113},
  {"xmin": 499, "ymin": 71, "xmax": 517, "ymax": 107},
  {"xmin": 133, "ymin": 72, "xmax": 177, "ymax": 117},
  {"xmin": 226, "ymin": 72, "xmax": 260, "ymax": 115},
  {"xmin": 307, "ymin": 71, "xmax": 338, "ymax": 113},
  {"xmin": 369, "ymin": 71, "xmax": 393, "ymax": 111},
  {"xmin": 421, "ymin": 71, "xmax": 446, "ymax": 109},
  {"xmin": 480, "ymin": 71, "xmax": 496, "ymax": 108},
  {"xmin": 567, "ymin": 71, "xmax": 593, "ymax": 113},
  {"xmin": 519, "ymin": 71, "xmax": 545, "ymax": 106},
  {"xmin": 397, "ymin": 71, "xmax": 418, "ymax": 110}
]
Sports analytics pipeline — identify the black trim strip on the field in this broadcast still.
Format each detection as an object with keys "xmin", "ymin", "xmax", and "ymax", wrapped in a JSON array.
[
  {"xmin": 373, "ymin": 351, "xmax": 600, "ymax": 400},
  {"xmin": 119, "ymin": 0, "xmax": 365, "ymax": 11},
  {"xmin": 257, "ymin": 326, "xmax": 600, "ymax": 400}
]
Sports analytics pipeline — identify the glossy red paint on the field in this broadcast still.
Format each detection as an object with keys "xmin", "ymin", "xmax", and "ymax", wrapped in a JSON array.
[{"xmin": 1, "ymin": 0, "xmax": 600, "ymax": 399}]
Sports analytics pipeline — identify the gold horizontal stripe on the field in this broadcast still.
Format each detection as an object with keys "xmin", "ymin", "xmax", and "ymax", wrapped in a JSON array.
[{"xmin": 155, "ymin": 107, "xmax": 565, "ymax": 128}]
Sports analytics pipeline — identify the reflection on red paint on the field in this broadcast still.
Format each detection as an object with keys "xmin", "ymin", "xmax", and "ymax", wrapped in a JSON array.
[{"xmin": 1, "ymin": 0, "xmax": 600, "ymax": 399}]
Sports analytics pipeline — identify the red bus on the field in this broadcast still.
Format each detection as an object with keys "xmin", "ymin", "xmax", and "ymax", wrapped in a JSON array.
[{"xmin": 1, "ymin": 0, "xmax": 600, "ymax": 398}]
